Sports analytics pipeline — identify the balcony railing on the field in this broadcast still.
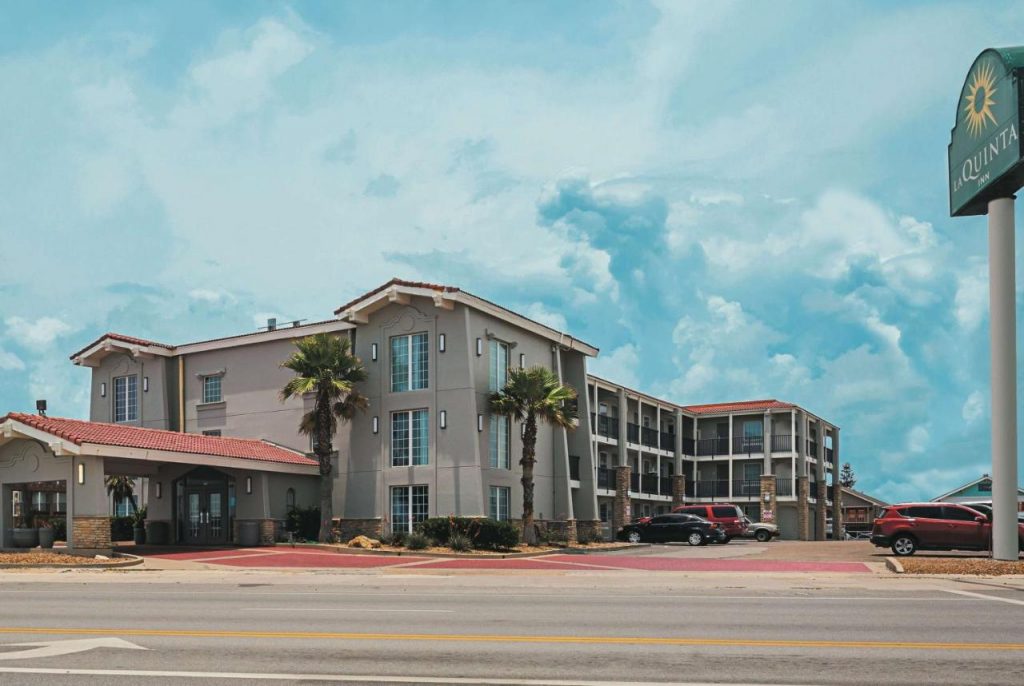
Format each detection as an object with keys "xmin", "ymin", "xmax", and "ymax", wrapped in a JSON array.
[
  {"xmin": 569, "ymin": 455, "xmax": 580, "ymax": 481},
  {"xmin": 806, "ymin": 440, "xmax": 819, "ymax": 457},
  {"xmin": 659, "ymin": 477, "xmax": 674, "ymax": 496},
  {"xmin": 597, "ymin": 467, "xmax": 615, "ymax": 490},
  {"xmin": 808, "ymin": 483, "xmax": 818, "ymax": 500},
  {"xmin": 732, "ymin": 436, "xmax": 764, "ymax": 454},
  {"xmin": 641, "ymin": 426, "xmax": 659, "ymax": 448},
  {"xmin": 682, "ymin": 436, "xmax": 695, "ymax": 455},
  {"xmin": 770, "ymin": 434, "xmax": 792, "ymax": 452},
  {"xmin": 825, "ymin": 447, "xmax": 834, "ymax": 462},
  {"xmin": 693, "ymin": 479, "xmax": 730, "ymax": 498},
  {"xmin": 695, "ymin": 437, "xmax": 730, "ymax": 457},
  {"xmin": 731, "ymin": 479, "xmax": 761, "ymax": 498},
  {"xmin": 776, "ymin": 479, "xmax": 793, "ymax": 496},
  {"xmin": 626, "ymin": 423, "xmax": 640, "ymax": 444},
  {"xmin": 590, "ymin": 413, "xmax": 619, "ymax": 440},
  {"xmin": 640, "ymin": 474, "xmax": 659, "ymax": 495},
  {"xmin": 630, "ymin": 473, "xmax": 640, "ymax": 492},
  {"xmin": 660, "ymin": 431, "xmax": 675, "ymax": 451}
]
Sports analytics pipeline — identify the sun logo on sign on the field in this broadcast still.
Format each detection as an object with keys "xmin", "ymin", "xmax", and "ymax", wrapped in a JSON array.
[{"xmin": 963, "ymin": 61, "xmax": 998, "ymax": 137}]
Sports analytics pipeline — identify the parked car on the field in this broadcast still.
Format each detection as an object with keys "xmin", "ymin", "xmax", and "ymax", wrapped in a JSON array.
[
  {"xmin": 870, "ymin": 502, "xmax": 1024, "ymax": 556},
  {"xmin": 617, "ymin": 513, "xmax": 726, "ymax": 546},
  {"xmin": 956, "ymin": 502, "xmax": 1024, "ymax": 522},
  {"xmin": 669, "ymin": 504, "xmax": 748, "ymax": 542},
  {"xmin": 740, "ymin": 517, "xmax": 779, "ymax": 543}
]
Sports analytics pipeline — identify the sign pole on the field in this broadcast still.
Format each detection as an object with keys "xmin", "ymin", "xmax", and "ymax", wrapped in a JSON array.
[{"xmin": 988, "ymin": 195, "xmax": 1019, "ymax": 561}]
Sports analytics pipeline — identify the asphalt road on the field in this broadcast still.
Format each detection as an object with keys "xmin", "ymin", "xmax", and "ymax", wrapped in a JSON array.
[{"xmin": 0, "ymin": 568, "xmax": 1022, "ymax": 685}]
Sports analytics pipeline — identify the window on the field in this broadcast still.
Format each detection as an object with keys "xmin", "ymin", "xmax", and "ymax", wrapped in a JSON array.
[
  {"xmin": 905, "ymin": 505, "xmax": 943, "ymax": 519},
  {"xmin": 489, "ymin": 486, "xmax": 511, "ymax": 521},
  {"xmin": 489, "ymin": 416, "xmax": 511, "ymax": 469},
  {"xmin": 202, "ymin": 375, "xmax": 222, "ymax": 404},
  {"xmin": 202, "ymin": 430, "xmax": 222, "ymax": 437},
  {"xmin": 979, "ymin": 480, "xmax": 993, "ymax": 492},
  {"xmin": 599, "ymin": 502, "xmax": 609, "ymax": 522},
  {"xmin": 942, "ymin": 506, "xmax": 981, "ymax": 521},
  {"xmin": 488, "ymin": 339, "xmax": 509, "ymax": 392},
  {"xmin": 390, "ymin": 485, "xmax": 429, "ymax": 533},
  {"xmin": 390, "ymin": 333, "xmax": 429, "ymax": 392},
  {"xmin": 712, "ymin": 506, "xmax": 738, "ymax": 518},
  {"xmin": 113, "ymin": 375, "xmax": 138, "ymax": 422},
  {"xmin": 32, "ymin": 492, "xmax": 47, "ymax": 511},
  {"xmin": 391, "ymin": 410, "xmax": 429, "ymax": 466},
  {"xmin": 598, "ymin": 403, "xmax": 608, "ymax": 416},
  {"xmin": 285, "ymin": 488, "xmax": 296, "ymax": 511},
  {"xmin": 54, "ymin": 492, "xmax": 65, "ymax": 513}
]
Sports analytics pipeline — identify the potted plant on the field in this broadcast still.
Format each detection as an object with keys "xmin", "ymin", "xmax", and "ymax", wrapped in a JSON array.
[
  {"xmin": 131, "ymin": 506, "xmax": 147, "ymax": 545},
  {"xmin": 37, "ymin": 519, "xmax": 55, "ymax": 549},
  {"xmin": 12, "ymin": 516, "xmax": 39, "ymax": 548}
]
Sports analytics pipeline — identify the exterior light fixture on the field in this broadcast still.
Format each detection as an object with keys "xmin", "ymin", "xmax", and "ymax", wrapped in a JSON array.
[
  {"xmin": 439, "ymin": 410, "xmax": 447, "ymax": 429},
  {"xmin": 372, "ymin": 416, "xmax": 379, "ymax": 434},
  {"xmin": 371, "ymin": 343, "xmax": 378, "ymax": 361},
  {"xmin": 143, "ymin": 377, "xmax": 149, "ymax": 393},
  {"xmin": 77, "ymin": 462, "xmax": 85, "ymax": 485},
  {"xmin": 156, "ymin": 482, "xmax": 162, "ymax": 499},
  {"xmin": 245, "ymin": 476, "xmax": 252, "ymax": 495},
  {"xmin": 763, "ymin": 492, "xmax": 771, "ymax": 503},
  {"xmin": 520, "ymin": 353, "xmax": 526, "ymax": 368},
  {"xmin": 477, "ymin": 414, "xmax": 483, "ymax": 432},
  {"xmin": 476, "ymin": 338, "xmax": 482, "ymax": 356},
  {"xmin": 100, "ymin": 382, "xmax": 106, "ymax": 398},
  {"xmin": 439, "ymin": 333, "xmax": 446, "ymax": 353}
]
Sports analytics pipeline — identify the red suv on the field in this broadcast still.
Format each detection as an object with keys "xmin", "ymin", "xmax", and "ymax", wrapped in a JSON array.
[
  {"xmin": 870, "ymin": 502, "xmax": 1024, "ymax": 556},
  {"xmin": 670, "ymin": 504, "xmax": 748, "ymax": 542}
]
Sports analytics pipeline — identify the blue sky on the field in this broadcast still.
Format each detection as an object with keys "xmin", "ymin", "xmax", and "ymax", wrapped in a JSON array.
[{"xmin": 1, "ymin": 1, "xmax": 1021, "ymax": 502}]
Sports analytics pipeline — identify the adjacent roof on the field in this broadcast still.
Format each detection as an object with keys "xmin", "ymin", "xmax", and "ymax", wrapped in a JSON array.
[
  {"xmin": 841, "ymin": 486, "xmax": 889, "ymax": 508},
  {"xmin": 334, "ymin": 278, "xmax": 599, "ymax": 357},
  {"xmin": 682, "ymin": 399, "xmax": 795, "ymax": 415},
  {"xmin": 931, "ymin": 474, "xmax": 1024, "ymax": 502},
  {"xmin": 69, "ymin": 333, "xmax": 174, "ymax": 360},
  {"xmin": 0, "ymin": 413, "xmax": 316, "ymax": 467}
]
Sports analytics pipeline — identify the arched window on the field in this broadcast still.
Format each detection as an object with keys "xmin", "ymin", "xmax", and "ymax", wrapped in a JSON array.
[{"xmin": 285, "ymin": 488, "xmax": 296, "ymax": 511}]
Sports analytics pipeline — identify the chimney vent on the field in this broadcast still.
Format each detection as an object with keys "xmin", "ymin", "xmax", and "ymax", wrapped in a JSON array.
[
  {"xmin": 267, "ymin": 318, "xmax": 277, "ymax": 331},
  {"xmin": 35, "ymin": 399, "xmax": 47, "ymax": 417}
]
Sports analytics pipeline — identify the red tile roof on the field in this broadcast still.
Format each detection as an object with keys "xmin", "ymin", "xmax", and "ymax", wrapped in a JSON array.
[
  {"xmin": 333, "ymin": 278, "xmax": 460, "ymax": 315},
  {"xmin": 1, "ymin": 413, "xmax": 317, "ymax": 467},
  {"xmin": 682, "ymin": 399, "xmax": 794, "ymax": 415},
  {"xmin": 69, "ymin": 333, "xmax": 175, "ymax": 360}
]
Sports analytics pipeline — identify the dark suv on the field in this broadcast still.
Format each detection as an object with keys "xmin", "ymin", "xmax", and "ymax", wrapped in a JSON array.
[
  {"xmin": 870, "ymin": 502, "xmax": 1024, "ymax": 556},
  {"xmin": 670, "ymin": 504, "xmax": 748, "ymax": 541}
]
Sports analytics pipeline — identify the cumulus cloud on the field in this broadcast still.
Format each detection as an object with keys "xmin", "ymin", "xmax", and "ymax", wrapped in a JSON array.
[
  {"xmin": 523, "ymin": 303, "xmax": 568, "ymax": 332},
  {"xmin": 0, "ymin": 348, "xmax": 25, "ymax": 371},
  {"xmin": 4, "ymin": 316, "xmax": 74, "ymax": 347},
  {"xmin": 589, "ymin": 343, "xmax": 641, "ymax": 389},
  {"xmin": 962, "ymin": 391, "xmax": 984, "ymax": 424}
]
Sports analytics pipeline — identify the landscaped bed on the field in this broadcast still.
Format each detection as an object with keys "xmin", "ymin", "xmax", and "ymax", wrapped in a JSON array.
[
  {"xmin": 326, "ymin": 541, "xmax": 634, "ymax": 557},
  {"xmin": 898, "ymin": 557, "xmax": 1024, "ymax": 575},
  {"xmin": 0, "ymin": 551, "xmax": 119, "ymax": 566}
]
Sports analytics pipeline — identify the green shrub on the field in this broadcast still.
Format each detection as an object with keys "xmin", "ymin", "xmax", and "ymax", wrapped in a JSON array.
[
  {"xmin": 576, "ymin": 530, "xmax": 593, "ymax": 545},
  {"xmin": 405, "ymin": 531, "xmax": 430, "ymax": 550},
  {"xmin": 110, "ymin": 516, "xmax": 134, "ymax": 541},
  {"xmin": 285, "ymin": 506, "xmax": 320, "ymax": 541},
  {"xmin": 51, "ymin": 518, "xmax": 67, "ymax": 542},
  {"xmin": 414, "ymin": 516, "xmax": 519, "ymax": 551},
  {"xmin": 448, "ymin": 532, "xmax": 472, "ymax": 552},
  {"xmin": 380, "ymin": 530, "xmax": 407, "ymax": 547}
]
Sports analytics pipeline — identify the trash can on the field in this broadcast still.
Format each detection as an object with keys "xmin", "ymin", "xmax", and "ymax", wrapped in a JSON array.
[{"xmin": 238, "ymin": 521, "xmax": 260, "ymax": 547}]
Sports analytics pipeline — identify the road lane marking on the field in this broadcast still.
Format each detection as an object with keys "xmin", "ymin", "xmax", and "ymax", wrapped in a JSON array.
[
  {"xmin": 239, "ymin": 608, "xmax": 455, "ymax": 613},
  {"xmin": 0, "ymin": 668, "xmax": 803, "ymax": 685},
  {"xmin": 0, "ymin": 627, "xmax": 1020, "ymax": 651},
  {"xmin": 943, "ymin": 589, "xmax": 1024, "ymax": 606},
  {"xmin": 0, "ymin": 638, "xmax": 145, "ymax": 661}
]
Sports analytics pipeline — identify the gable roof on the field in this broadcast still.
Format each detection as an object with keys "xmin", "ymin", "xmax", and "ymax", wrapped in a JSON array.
[
  {"xmin": 841, "ymin": 486, "xmax": 888, "ymax": 508},
  {"xmin": 0, "ymin": 413, "xmax": 316, "ymax": 467},
  {"xmin": 931, "ymin": 474, "xmax": 1024, "ymax": 502},
  {"xmin": 682, "ymin": 399, "xmax": 795, "ymax": 415},
  {"xmin": 334, "ymin": 278, "xmax": 599, "ymax": 356}
]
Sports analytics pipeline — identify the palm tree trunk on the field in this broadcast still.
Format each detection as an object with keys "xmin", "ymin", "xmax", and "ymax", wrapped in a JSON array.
[
  {"xmin": 520, "ymin": 411, "xmax": 538, "ymax": 545},
  {"xmin": 315, "ymin": 392, "xmax": 335, "ymax": 542}
]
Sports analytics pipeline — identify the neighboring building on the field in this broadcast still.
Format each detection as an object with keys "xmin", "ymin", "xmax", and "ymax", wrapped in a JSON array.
[
  {"xmin": 932, "ymin": 474, "xmax": 1024, "ymax": 512},
  {"xmin": 835, "ymin": 486, "xmax": 888, "ymax": 533},
  {"xmin": 0, "ymin": 278, "xmax": 842, "ymax": 550}
]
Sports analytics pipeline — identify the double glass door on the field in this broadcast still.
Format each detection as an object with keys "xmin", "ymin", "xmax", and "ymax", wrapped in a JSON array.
[{"xmin": 185, "ymin": 488, "xmax": 227, "ymax": 545}]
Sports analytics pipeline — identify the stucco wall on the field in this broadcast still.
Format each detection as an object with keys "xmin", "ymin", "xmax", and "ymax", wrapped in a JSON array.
[{"xmin": 89, "ymin": 354, "xmax": 170, "ymax": 429}]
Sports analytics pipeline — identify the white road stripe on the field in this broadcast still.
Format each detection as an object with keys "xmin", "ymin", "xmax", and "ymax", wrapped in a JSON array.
[
  {"xmin": 942, "ymin": 589, "xmax": 1024, "ymax": 607},
  {"xmin": 0, "ymin": 667, "xmax": 796, "ymax": 685},
  {"xmin": 239, "ymin": 607, "xmax": 455, "ymax": 613}
]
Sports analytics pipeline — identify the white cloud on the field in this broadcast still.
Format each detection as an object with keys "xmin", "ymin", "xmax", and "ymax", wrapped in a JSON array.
[
  {"xmin": 523, "ymin": 303, "xmax": 567, "ymax": 332},
  {"xmin": 589, "ymin": 343, "xmax": 640, "ymax": 389},
  {"xmin": 906, "ymin": 424, "xmax": 929, "ymax": 453},
  {"xmin": 962, "ymin": 391, "xmax": 984, "ymax": 425},
  {"xmin": 954, "ymin": 260, "xmax": 987, "ymax": 332},
  {"xmin": 189, "ymin": 288, "xmax": 237, "ymax": 306},
  {"xmin": 4, "ymin": 316, "xmax": 74, "ymax": 347},
  {"xmin": 0, "ymin": 348, "xmax": 25, "ymax": 371}
]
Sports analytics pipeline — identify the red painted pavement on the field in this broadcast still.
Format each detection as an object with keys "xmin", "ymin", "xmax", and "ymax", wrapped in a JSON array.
[{"xmin": 546, "ymin": 554, "xmax": 871, "ymax": 573}]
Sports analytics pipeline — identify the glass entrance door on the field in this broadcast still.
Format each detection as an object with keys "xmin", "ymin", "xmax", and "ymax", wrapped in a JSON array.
[{"xmin": 183, "ymin": 487, "xmax": 228, "ymax": 545}]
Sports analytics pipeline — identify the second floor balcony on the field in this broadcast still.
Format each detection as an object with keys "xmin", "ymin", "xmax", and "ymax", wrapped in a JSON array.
[
  {"xmin": 569, "ymin": 455, "xmax": 580, "ymax": 481},
  {"xmin": 597, "ymin": 466, "xmax": 615, "ymax": 490},
  {"xmin": 590, "ymin": 413, "xmax": 619, "ymax": 440}
]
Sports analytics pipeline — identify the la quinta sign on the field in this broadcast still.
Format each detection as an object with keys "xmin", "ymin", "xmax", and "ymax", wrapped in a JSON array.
[{"xmin": 949, "ymin": 47, "xmax": 1024, "ymax": 216}]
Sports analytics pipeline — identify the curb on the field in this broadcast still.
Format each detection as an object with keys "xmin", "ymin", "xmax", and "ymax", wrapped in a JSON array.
[
  {"xmin": 0, "ymin": 552, "xmax": 144, "ymax": 570},
  {"xmin": 885, "ymin": 557, "xmax": 904, "ymax": 574}
]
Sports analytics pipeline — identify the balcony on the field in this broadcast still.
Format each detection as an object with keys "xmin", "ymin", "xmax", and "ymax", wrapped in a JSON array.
[
  {"xmin": 732, "ymin": 436, "xmax": 764, "ymax": 455},
  {"xmin": 640, "ymin": 474, "xmax": 659, "ymax": 495},
  {"xmin": 806, "ymin": 440, "xmax": 819, "ymax": 457},
  {"xmin": 776, "ymin": 479, "xmax": 793, "ymax": 496},
  {"xmin": 695, "ymin": 437, "xmax": 730, "ymax": 457},
  {"xmin": 597, "ymin": 467, "xmax": 615, "ymax": 490},
  {"xmin": 808, "ymin": 483, "xmax": 818, "ymax": 500},
  {"xmin": 626, "ymin": 423, "xmax": 640, "ymax": 444},
  {"xmin": 640, "ymin": 426, "xmax": 659, "ymax": 449},
  {"xmin": 659, "ymin": 477, "xmax": 674, "ymax": 496},
  {"xmin": 693, "ymin": 479, "xmax": 729, "ymax": 498},
  {"xmin": 682, "ymin": 436, "xmax": 695, "ymax": 455},
  {"xmin": 630, "ymin": 473, "xmax": 640, "ymax": 492},
  {"xmin": 825, "ymin": 447, "xmax": 834, "ymax": 463},
  {"xmin": 731, "ymin": 479, "xmax": 761, "ymax": 498},
  {"xmin": 590, "ymin": 413, "xmax": 619, "ymax": 440},
  {"xmin": 660, "ymin": 431, "xmax": 675, "ymax": 451},
  {"xmin": 770, "ymin": 434, "xmax": 792, "ymax": 452},
  {"xmin": 569, "ymin": 455, "xmax": 580, "ymax": 481}
]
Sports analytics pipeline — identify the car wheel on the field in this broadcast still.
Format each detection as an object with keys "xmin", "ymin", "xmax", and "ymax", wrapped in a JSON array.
[
  {"xmin": 687, "ymin": 532, "xmax": 704, "ymax": 546},
  {"xmin": 891, "ymin": 535, "xmax": 917, "ymax": 556},
  {"xmin": 755, "ymin": 529, "xmax": 771, "ymax": 543},
  {"xmin": 627, "ymin": 531, "xmax": 642, "ymax": 544}
]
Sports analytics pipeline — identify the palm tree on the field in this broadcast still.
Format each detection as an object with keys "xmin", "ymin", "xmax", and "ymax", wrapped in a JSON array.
[
  {"xmin": 104, "ymin": 475, "xmax": 137, "ymax": 515},
  {"xmin": 280, "ymin": 333, "xmax": 368, "ymax": 542},
  {"xmin": 489, "ymin": 366, "xmax": 578, "ymax": 545}
]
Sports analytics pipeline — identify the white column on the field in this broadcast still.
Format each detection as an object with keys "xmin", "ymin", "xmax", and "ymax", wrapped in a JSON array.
[
  {"xmin": 989, "ymin": 196, "xmax": 1019, "ymax": 560},
  {"xmin": 728, "ymin": 415, "xmax": 734, "ymax": 456}
]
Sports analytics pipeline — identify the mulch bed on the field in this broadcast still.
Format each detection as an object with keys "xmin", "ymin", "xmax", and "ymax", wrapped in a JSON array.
[
  {"xmin": 899, "ymin": 557, "xmax": 1024, "ymax": 575},
  {"xmin": 0, "ymin": 551, "xmax": 115, "ymax": 566},
  {"xmin": 324, "ymin": 541, "xmax": 635, "ymax": 557}
]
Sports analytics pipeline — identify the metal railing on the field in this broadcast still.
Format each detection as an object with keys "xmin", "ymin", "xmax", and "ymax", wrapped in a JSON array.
[
  {"xmin": 776, "ymin": 479, "xmax": 793, "ymax": 496},
  {"xmin": 732, "ymin": 436, "xmax": 764, "ymax": 454},
  {"xmin": 693, "ymin": 480, "xmax": 729, "ymax": 498},
  {"xmin": 659, "ymin": 478, "xmax": 674, "ymax": 496},
  {"xmin": 590, "ymin": 413, "xmax": 619, "ymax": 440},
  {"xmin": 682, "ymin": 436, "xmax": 695, "ymax": 455},
  {"xmin": 771, "ymin": 434, "xmax": 792, "ymax": 452},
  {"xmin": 695, "ymin": 437, "xmax": 730, "ymax": 456},
  {"xmin": 825, "ymin": 447, "xmax": 834, "ymax": 462},
  {"xmin": 630, "ymin": 473, "xmax": 640, "ymax": 492},
  {"xmin": 807, "ymin": 483, "xmax": 818, "ymax": 500},
  {"xmin": 731, "ymin": 479, "xmax": 761, "ymax": 498},
  {"xmin": 569, "ymin": 455, "xmax": 580, "ymax": 481},
  {"xmin": 641, "ymin": 426, "xmax": 659, "ymax": 448},
  {"xmin": 597, "ymin": 467, "xmax": 615, "ymax": 490},
  {"xmin": 641, "ymin": 474, "xmax": 659, "ymax": 495},
  {"xmin": 660, "ymin": 431, "xmax": 675, "ymax": 451},
  {"xmin": 806, "ymin": 440, "xmax": 819, "ymax": 457},
  {"xmin": 626, "ymin": 423, "xmax": 640, "ymax": 444}
]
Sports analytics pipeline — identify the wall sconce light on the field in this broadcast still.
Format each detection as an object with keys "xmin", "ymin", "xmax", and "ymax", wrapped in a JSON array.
[
  {"xmin": 439, "ymin": 410, "xmax": 447, "ymax": 429},
  {"xmin": 156, "ymin": 482, "xmax": 162, "ymax": 499},
  {"xmin": 763, "ymin": 492, "xmax": 771, "ymax": 503},
  {"xmin": 100, "ymin": 382, "xmax": 106, "ymax": 398},
  {"xmin": 77, "ymin": 462, "xmax": 85, "ymax": 485},
  {"xmin": 439, "ymin": 334, "xmax": 446, "ymax": 353},
  {"xmin": 477, "ymin": 414, "xmax": 483, "ymax": 432},
  {"xmin": 143, "ymin": 377, "xmax": 149, "ymax": 393},
  {"xmin": 476, "ymin": 338, "xmax": 483, "ymax": 356},
  {"xmin": 520, "ymin": 353, "xmax": 526, "ymax": 368},
  {"xmin": 372, "ymin": 416, "xmax": 379, "ymax": 434},
  {"xmin": 521, "ymin": 423, "xmax": 526, "ymax": 438},
  {"xmin": 245, "ymin": 476, "xmax": 252, "ymax": 495},
  {"xmin": 371, "ymin": 343, "xmax": 378, "ymax": 361}
]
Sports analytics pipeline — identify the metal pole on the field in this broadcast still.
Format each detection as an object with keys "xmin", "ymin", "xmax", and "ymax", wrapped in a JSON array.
[{"xmin": 988, "ymin": 196, "xmax": 1019, "ymax": 561}]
